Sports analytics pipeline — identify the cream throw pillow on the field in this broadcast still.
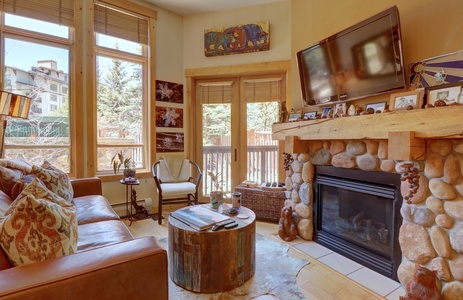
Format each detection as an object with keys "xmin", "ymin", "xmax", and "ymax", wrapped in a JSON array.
[
  {"xmin": 0, "ymin": 179, "xmax": 78, "ymax": 266},
  {"xmin": 31, "ymin": 161, "xmax": 74, "ymax": 202}
]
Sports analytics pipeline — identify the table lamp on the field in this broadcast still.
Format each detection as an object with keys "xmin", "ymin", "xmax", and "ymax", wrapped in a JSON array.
[{"xmin": 0, "ymin": 91, "xmax": 31, "ymax": 157}]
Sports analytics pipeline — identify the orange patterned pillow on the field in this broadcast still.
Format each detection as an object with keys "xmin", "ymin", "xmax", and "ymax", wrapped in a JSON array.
[
  {"xmin": 31, "ymin": 163, "xmax": 74, "ymax": 202},
  {"xmin": 0, "ymin": 179, "xmax": 78, "ymax": 266}
]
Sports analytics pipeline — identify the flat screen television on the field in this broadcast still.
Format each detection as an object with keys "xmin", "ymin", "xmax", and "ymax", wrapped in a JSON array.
[{"xmin": 296, "ymin": 6, "xmax": 405, "ymax": 106}]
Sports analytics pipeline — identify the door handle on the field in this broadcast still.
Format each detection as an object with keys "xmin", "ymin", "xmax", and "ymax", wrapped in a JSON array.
[{"xmin": 234, "ymin": 149, "xmax": 237, "ymax": 162}]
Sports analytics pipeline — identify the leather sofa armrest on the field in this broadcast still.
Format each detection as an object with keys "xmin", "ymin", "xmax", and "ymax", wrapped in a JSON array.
[
  {"xmin": 71, "ymin": 177, "xmax": 103, "ymax": 197},
  {"xmin": 0, "ymin": 237, "xmax": 168, "ymax": 300}
]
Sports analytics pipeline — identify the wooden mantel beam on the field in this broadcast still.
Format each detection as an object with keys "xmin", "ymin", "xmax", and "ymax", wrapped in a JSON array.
[
  {"xmin": 284, "ymin": 136, "xmax": 310, "ymax": 154},
  {"xmin": 388, "ymin": 131, "xmax": 426, "ymax": 161},
  {"xmin": 272, "ymin": 105, "xmax": 463, "ymax": 141}
]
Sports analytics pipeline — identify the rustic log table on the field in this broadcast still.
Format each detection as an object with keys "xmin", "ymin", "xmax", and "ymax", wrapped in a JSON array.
[{"xmin": 168, "ymin": 206, "xmax": 256, "ymax": 293}]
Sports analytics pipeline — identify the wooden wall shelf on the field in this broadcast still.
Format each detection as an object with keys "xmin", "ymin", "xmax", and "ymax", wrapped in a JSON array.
[{"xmin": 272, "ymin": 105, "xmax": 463, "ymax": 161}]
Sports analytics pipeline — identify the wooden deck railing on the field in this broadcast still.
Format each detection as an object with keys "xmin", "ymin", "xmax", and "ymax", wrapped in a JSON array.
[{"xmin": 202, "ymin": 145, "xmax": 278, "ymax": 195}]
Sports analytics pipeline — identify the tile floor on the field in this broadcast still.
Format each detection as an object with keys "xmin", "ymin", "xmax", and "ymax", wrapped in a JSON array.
[{"xmin": 288, "ymin": 239, "xmax": 406, "ymax": 299}]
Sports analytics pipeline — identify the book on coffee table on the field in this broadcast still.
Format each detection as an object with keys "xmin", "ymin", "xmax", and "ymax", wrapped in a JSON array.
[{"xmin": 171, "ymin": 205, "xmax": 230, "ymax": 231}]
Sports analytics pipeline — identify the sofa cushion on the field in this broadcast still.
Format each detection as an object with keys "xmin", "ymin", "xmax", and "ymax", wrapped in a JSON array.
[
  {"xmin": 74, "ymin": 195, "xmax": 120, "ymax": 225},
  {"xmin": 0, "ymin": 158, "xmax": 32, "ymax": 174},
  {"xmin": 31, "ymin": 163, "xmax": 74, "ymax": 202},
  {"xmin": 0, "ymin": 190, "xmax": 12, "ymax": 218},
  {"xmin": 0, "ymin": 166, "xmax": 22, "ymax": 197},
  {"xmin": 77, "ymin": 220, "xmax": 133, "ymax": 252},
  {"xmin": 0, "ymin": 179, "xmax": 78, "ymax": 266}
]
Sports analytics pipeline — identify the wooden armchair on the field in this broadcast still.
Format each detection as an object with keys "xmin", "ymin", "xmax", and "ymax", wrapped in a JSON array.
[{"xmin": 151, "ymin": 158, "xmax": 202, "ymax": 224}]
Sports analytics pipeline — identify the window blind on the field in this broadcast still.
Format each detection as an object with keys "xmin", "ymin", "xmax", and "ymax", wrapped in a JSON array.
[
  {"xmin": 198, "ymin": 81, "xmax": 233, "ymax": 104},
  {"xmin": 1, "ymin": 0, "xmax": 74, "ymax": 26},
  {"xmin": 94, "ymin": 2, "xmax": 148, "ymax": 45},
  {"xmin": 244, "ymin": 78, "xmax": 282, "ymax": 103}
]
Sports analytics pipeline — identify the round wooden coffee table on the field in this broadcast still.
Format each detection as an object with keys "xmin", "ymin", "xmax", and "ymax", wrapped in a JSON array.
[{"xmin": 168, "ymin": 206, "xmax": 256, "ymax": 293}]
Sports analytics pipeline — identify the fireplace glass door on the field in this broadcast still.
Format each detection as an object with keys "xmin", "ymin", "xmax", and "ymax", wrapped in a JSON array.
[
  {"xmin": 319, "ymin": 179, "xmax": 394, "ymax": 257},
  {"xmin": 314, "ymin": 166, "xmax": 402, "ymax": 281}
]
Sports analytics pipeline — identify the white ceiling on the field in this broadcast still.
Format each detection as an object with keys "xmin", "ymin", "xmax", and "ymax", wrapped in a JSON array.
[{"xmin": 140, "ymin": 0, "xmax": 285, "ymax": 16}]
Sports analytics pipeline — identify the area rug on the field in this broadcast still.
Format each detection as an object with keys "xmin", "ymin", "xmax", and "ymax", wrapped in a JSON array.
[{"xmin": 157, "ymin": 233, "xmax": 309, "ymax": 299}]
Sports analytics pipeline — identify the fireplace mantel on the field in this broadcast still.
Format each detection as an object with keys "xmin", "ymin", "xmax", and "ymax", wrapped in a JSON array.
[{"xmin": 272, "ymin": 105, "xmax": 463, "ymax": 160}]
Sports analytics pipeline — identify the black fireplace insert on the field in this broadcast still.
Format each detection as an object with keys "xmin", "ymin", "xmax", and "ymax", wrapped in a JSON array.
[{"xmin": 314, "ymin": 166, "xmax": 403, "ymax": 281}]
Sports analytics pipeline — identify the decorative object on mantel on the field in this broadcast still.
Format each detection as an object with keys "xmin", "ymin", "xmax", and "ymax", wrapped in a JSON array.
[
  {"xmin": 425, "ymin": 82, "xmax": 463, "ymax": 107},
  {"xmin": 409, "ymin": 49, "xmax": 463, "ymax": 90},
  {"xmin": 390, "ymin": 90, "xmax": 424, "ymax": 111},
  {"xmin": 399, "ymin": 264, "xmax": 442, "ymax": 300},
  {"xmin": 278, "ymin": 206, "xmax": 297, "ymax": 242},
  {"xmin": 287, "ymin": 110, "xmax": 301, "ymax": 122},
  {"xmin": 348, "ymin": 104, "xmax": 357, "ymax": 116},
  {"xmin": 0, "ymin": 91, "xmax": 31, "ymax": 157},
  {"xmin": 278, "ymin": 101, "xmax": 288, "ymax": 123},
  {"xmin": 333, "ymin": 102, "xmax": 347, "ymax": 118},
  {"xmin": 204, "ymin": 21, "xmax": 269, "ymax": 57},
  {"xmin": 365, "ymin": 101, "xmax": 387, "ymax": 114},
  {"xmin": 302, "ymin": 111, "xmax": 317, "ymax": 120},
  {"xmin": 321, "ymin": 106, "xmax": 332, "ymax": 118}
]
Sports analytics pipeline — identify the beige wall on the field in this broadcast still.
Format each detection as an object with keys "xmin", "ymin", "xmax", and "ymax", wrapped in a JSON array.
[
  {"xmin": 182, "ymin": 0, "xmax": 291, "ymax": 69},
  {"xmin": 290, "ymin": 0, "xmax": 463, "ymax": 110}
]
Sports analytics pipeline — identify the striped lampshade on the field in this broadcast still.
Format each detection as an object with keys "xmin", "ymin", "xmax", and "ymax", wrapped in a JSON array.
[{"xmin": 0, "ymin": 91, "xmax": 31, "ymax": 119}]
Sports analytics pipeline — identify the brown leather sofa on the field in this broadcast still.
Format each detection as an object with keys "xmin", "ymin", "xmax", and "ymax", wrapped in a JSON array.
[{"xmin": 0, "ymin": 177, "xmax": 168, "ymax": 300}]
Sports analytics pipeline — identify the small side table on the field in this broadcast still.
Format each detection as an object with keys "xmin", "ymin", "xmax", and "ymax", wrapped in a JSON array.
[{"xmin": 119, "ymin": 178, "xmax": 140, "ymax": 226}]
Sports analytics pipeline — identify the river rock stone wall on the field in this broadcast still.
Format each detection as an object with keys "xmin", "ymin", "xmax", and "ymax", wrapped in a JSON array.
[{"xmin": 284, "ymin": 139, "xmax": 463, "ymax": 298}]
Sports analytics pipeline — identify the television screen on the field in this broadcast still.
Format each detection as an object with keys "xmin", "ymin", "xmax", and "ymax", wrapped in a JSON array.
[{"xmin": 297, "ymin": 6, "xmax": 405, "ymax": 106}]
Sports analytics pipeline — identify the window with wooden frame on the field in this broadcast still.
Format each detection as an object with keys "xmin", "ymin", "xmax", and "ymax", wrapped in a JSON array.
[
  {"xmin": 93, "ymin": 1, "xmax": 150, "ymax": 175},
  {"xmin": 0, "ymin": 0, "xmax": 75, "ymax": 173}
]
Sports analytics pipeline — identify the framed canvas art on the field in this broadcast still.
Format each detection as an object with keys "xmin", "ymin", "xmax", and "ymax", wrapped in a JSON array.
[
  {"xmin": 204, "ymin": 21, "xmax": 269, "ymax": 57},
  {"xmin": 155, "ymin": 80, "xmax": 183, "ymax": 104},
  {"xmin": 155, "ymin": 107, "xmax": 183, "ymax": 128}
]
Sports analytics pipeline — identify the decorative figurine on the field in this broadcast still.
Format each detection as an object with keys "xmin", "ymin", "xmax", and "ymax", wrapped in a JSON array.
[
  {"xmin": 399, "ymin": 264, "xmax": 442, "ymax": 300},
  {"xmin": 278, "ymin": 206, "xmax": 297, "ymax": 242}
]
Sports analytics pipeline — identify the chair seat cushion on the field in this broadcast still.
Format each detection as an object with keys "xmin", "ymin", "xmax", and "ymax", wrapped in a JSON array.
[{"xmin": 160, "ymin": 182, "xmax": 196, "ymax": 197}]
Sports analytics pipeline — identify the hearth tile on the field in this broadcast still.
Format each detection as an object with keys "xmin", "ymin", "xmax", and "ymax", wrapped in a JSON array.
[
  {"xmin": 294, "ymin": 241, "xmax": 333, "ymax": 259},
  {"xmin": 385, "ymin": 286, "xmax": 406, "ymax": 300},
  {"xmin": 317, "ymin": 252, "xmax": 363, "ymax": 275},
  {"xmin": 348, "ymin": 267, "xmax": 401, "ymax": 296}
]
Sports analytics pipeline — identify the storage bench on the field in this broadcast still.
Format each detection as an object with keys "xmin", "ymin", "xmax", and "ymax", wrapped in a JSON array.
[{"xmin": 234, "ymin": 185, "xmax": 286, "ymax": 222}]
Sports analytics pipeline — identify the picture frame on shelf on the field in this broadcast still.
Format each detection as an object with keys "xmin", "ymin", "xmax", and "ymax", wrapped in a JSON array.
[
  {"xmin": 390, "ymin": 90, "xmax": 424, "ymax": 111},
  {"xmin": 287, "ymin": 111, "xmax": 301, "ymax": 122},
  {"xmin": 425, "ymin": 82, "xmax": 463, "ymax": 106},
  {"xmin": 303, "ymin": 111, "xmax": 317, "ymax": 120},
  {"xmin": 321, "ymin": 106, "xmax": 332, "ymax": 118},
  {"xmin": 365, "ymin": 101, "xmax": 387, "ymax": 114},
  {"xmin": 333, "ymin": 103, "xmax": 347, "ymax": 117}
]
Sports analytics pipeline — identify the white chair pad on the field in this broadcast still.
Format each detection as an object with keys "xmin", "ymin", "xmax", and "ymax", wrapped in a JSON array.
[{"xmin": 160, "ymin": 182, "xmax": 196, "ymax": 198}]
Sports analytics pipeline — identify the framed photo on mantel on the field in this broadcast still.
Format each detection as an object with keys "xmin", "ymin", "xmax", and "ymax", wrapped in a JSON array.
[
  {"xmin": 425, "ymin": 82, "xmax": 462, "ymax": 106},
  {"xmin": 390, "ymin": 90, "xmax": 424, "ymax": 111}
]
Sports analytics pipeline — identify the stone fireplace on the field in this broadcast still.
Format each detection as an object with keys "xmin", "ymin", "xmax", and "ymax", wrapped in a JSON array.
[{"xmin": 273, "ymin": 106, "xmax": 463, "ymax": 298}]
